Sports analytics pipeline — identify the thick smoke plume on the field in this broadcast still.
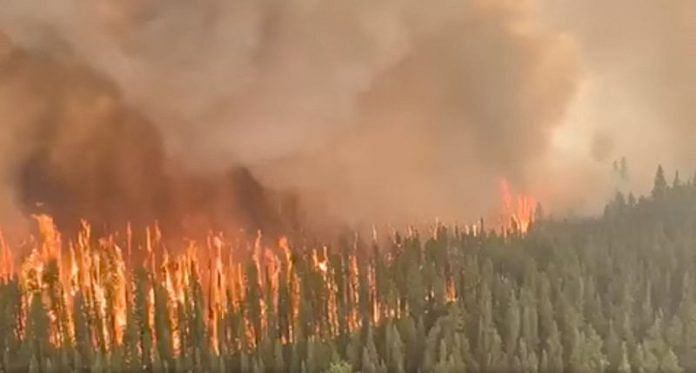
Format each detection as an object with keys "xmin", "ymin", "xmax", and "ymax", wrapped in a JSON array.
[
  {"xmin": 0, "ymin": 0, "xmax": 690, "ymax": 231},
  {"xmin": 0, "ymin": 0, "xmax": 579, "ymax": 230},
  {"xmin": 0, "ymin": 36, "xmax": 296, "ymax": 237}
]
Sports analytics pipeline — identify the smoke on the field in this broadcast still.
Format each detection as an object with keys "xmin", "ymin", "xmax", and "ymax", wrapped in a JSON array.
[
  {"xmin": 540, "ymin": 0, "xmax": 696, "ymax": 199},
  {"xmin": 0, "ymin": 0, "xmax": 582, "ymax": 228},
  {"xmin": 5, "ymin": 0, "xmax": 687, "ymax": 228},
  {"xmin": 0, "ymin": 38, "xmax": 295, "ymax": 237}
]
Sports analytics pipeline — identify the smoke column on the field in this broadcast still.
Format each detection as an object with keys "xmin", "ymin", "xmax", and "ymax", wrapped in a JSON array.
[{"xmin": 0, "ymin": 0, "xmax": 691, "ymax": 229}]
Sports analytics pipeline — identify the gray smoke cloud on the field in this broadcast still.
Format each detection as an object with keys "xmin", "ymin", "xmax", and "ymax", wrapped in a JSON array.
[{"xmin": 2, "ymin": 0, "xmax": 689, "ymax": 229}]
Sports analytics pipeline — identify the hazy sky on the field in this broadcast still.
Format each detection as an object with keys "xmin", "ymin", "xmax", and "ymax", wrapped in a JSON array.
[{"xmin": 539, "ymin": 0, "xmax": 696, "ymax": 199}]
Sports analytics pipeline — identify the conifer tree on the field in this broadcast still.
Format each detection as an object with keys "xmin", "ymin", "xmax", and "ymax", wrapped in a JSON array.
[
  {"xmin": 631, "ymin": 343, "xmax": 647, "ymax": 373},
  {"xmin": 386, "ymin": 323, "xmax": 405, "ymax": 373},
  {"xmin": 617, "ymin": 342, "xmax": 632, "ymax": 373},
  {"xmin": 583, "ymin": 324, "xmax": 608, "ymax": 372},
  {"xmin": 325, "ymin": 359, "xmax": 353, "ymax": 373},
  {"xmin": 520, "ymin": 286, "xmax": 539, "ymax": 352},
  {"xmin": 543, "ymin": 320, "xmax": 564, "ymax": 372},
  {"xmin": 678, "ymin": 291, "xmax": 696, "ymax": 370},
  {"xmin": 73, "ymin": 292, "xmax": 93, "ymax": 368},
  {"xmin": 345, "ymin": 332, "xmax": 361, "ymax": 370},
  {"xmin": 24, "ymin": 292, "xmax": 50, "ymax": 372},
  {"xmin": 643, "ymin": 313, "xmax": 668, "ymax": 360},
  {"xmin": 653, "ymin": 165, "xmax": 669, "ymax": 198},
  {"xmin": 504, "ymin": 290, "xmax": 521, "ymax": 357},
  {"xmin": 643, "ymin": 345, "xmax": 660, "ymax": 373},
  {"xmin": 273, "ymin": 339, "xmax": 285, "ymax": 372},
  {"xmin": 605, "ymin": 320, "xmax": 623, "ymax": 370},
  {"xmin": 660, "ymin": 348, "xmax": 683, "ymax": 373}
]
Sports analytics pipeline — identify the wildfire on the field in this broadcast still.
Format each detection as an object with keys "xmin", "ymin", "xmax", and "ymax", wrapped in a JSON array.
[
  {"xmin": 499, "ymin": 179, "xmax": 537, "ymax": 234},
  {"xmin": 4, "ymin": 215, "xmax": 375, "ymax": 360},
  {"xmin": 0, "ymin": 197, "xmax": 529, "ymax": 365}
]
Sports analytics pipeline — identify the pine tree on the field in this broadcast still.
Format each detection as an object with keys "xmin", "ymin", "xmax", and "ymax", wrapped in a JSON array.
[
  {"xmin": 619, "ymin": 309, "xmax": 637, "ymax": 349},
  {"xmin": 605, "ymin": 320, "xmax": 623, "ymax": 370},
  {"xmin": 386, "ymin": 323, "xmax": 405, "ymax": 373},
  {"xmin": 504, "ymin": 290, "xmax": 521, "ymax": 357},
  {"xmin": 520, "ymin": 286, "xmax": 539, "ymax": 352},
  {"xmin": 643, "ymin": 313, "xmax": 667, "ymax": 360},
  {"xmin": 325, "ymin": 360, "xmax": 353, "ymax": 373},
  {"xmin": 559, "ymin": 297, "xmax": 582, "ymax": 368},
  {"xmin": 678, "ymin": 292, "xmax": 696, "ymax": 370},
  {"xmin": 397, "ymin": 316, "xmax": 419, "ymax": 372},
  {"xmin": 361, "ymin": 347, "xmax": 377, "ymax": 373},
  {"xmin": 240, "ymin": 350, "xmax": 250, "ymax": 372},
  {"xmin": 306, "ymin": 338, "xmax": 317, "ymax": 373},
  {"xmin": 28, "ymin": 354, "xmax": 40, "ymax": 373},
  {"xmin": 628, "ymin": 192, "xmax": 637, "ymax": 206},
  {"xmin": 665, "ymin": 315, "xmax": 683, "ymax": 354},
  {"xmin": 643, "ymin": 345, "xmax": 659, "ymax": 373},
  {"xmin": 660, "ymin": 348, "xmax": 683, "ymax": 373},
  {"xmin": 653, "ymin": 165, "xmax": 668, "ymax": 198},
  {"xmin": 517, "ymin": 338, "xmax": 538, "ymax": 373},
  {"xmin": 423, "ymin": 321, "xmax": 441, "ymax": 372},
  {"xmin": 406, "ymin": 261, "xmax": 426, "ymax": 317},
  {"xmin": 253, "ymin": 356, "xmax": 266, "ymax": 373},
  {"xmin": 361, "ymin": 327, "xmax": 380, "ymax": 373},
  {"xmin": 584, "ymin": 324, "xmax": 608, "ymax": 372},
  {"xmin": 73, "ymin": 292, "xmax": 93, "ymax": 368},
  {"xmin": 24, "ymin": 292, "xmax": 50, "ymax": 372},
  {"xmin": 631, "ymin": 343, "xmax": 647, "ymax": 373},
  {"xmin": 134, "ymin": 268, "xmax": 154, "ymax": 370},
  {"xmin": 274, "ymin": 339, "xmax": 285, "ymax": 373},
  {"xmin": 543, "ymin": 320, "xmax": 563, "ymax": 372},
  {"xmin": 345, "ymin": 332, "xmax": 361, "ymax": 370},
  {"xmin": 617, "ymin": 342, "xmax": 631, "ymax": 373},
  {"xmin": 673, "ymin": 171, "xmax": 683, "ymax": 189},
  {"xmin": 154, "ymin": 283, "xmax": 173, "ymax": 368}
]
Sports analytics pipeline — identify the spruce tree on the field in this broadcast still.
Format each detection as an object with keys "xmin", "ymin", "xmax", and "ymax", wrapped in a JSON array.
[
  {"xmin": 660, "ymin": 348, "xmax": 683, "ymax": 373},
  {"xmin": 583, "ymin": 325, "xmax": 608, "ymax": 372},
  {"xmin": 653, "ymin": 165, "xmax": 669, "ymax": 198},
  {"xmin": 504, "ymin": 290, "xmax": 521, "ymax": 357},
  {"xmin": 544, "ymin": 320, "xmax": 564, "ymax": 371},
  {"xmin": 617, "ymin": 342, "xmax": 631, "ymax": 373},
  {"xmin": 605, "ymin": 320, "xmax": 623, "ymax": 370}
]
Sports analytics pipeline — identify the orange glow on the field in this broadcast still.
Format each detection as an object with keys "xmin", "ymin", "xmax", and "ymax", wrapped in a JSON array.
[
  {"xmin": 6, "ymin": 211, "xmax": 492, "ymax": 357},
  {"xmin": 499, "ymin": 179, "xmax": 537, "ymax": 234}
]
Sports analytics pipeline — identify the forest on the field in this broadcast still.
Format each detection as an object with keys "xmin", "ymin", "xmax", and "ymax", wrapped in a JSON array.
[{"xmin": 1, "ymin": 166, "xmax": 695, "ymax": 372}]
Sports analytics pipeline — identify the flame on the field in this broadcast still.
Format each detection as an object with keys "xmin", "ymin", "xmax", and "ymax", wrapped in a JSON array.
[
  {"xmin": 499, "ymin": 179, "xmax": 537, "ymax": 234},
  {"xmin": 313, "ymin": 248, "xmax": 329, "ymax": 274},
  {"xmin": 3, "ymin": 212, "xmax": 494, "ymax": 359}
]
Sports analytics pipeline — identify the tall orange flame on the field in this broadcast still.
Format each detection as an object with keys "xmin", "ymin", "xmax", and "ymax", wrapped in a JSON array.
[
  {"xmin": 499, "ymin": 179, "xmax": 537, "ymax": 234},
  {"xmin": 4, "ymin": 202, "xmax": 520, "ymax": 360}
]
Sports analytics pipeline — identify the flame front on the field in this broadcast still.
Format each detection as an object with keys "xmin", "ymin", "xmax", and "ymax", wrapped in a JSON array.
[
  {"xmin": 7, "ymin": 215, "xmax": 384, "ymax": 365},
  {"xmin": 2, "ymin": 206, "xmax": 529, "ymax": 368}
]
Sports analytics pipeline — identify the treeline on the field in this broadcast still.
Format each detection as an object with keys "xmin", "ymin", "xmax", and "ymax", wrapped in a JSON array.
[{"xmin": 1, "ymin": 166, "xmax": 696, "ymax": 372}]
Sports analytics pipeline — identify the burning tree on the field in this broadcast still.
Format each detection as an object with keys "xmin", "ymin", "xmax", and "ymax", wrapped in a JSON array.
[{"xmin": 0, "ymin": 168, "xmax": 692, "ymax": 372}]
